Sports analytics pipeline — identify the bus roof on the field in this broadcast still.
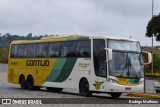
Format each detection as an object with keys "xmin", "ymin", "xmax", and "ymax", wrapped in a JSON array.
[{"xmin": 11, "ymin": 35, "xmax": 137, "ymax": 44}]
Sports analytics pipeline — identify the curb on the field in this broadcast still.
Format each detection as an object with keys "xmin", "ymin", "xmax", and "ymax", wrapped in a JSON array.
[{"xmin": 127, "ymin": 93, "xmax": 160, "ymax": 99}]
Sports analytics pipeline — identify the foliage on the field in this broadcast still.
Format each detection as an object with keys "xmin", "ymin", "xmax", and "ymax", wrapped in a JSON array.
[
  {"xmin": 0, "ymin": 33, "xmax": 56, "ymax": 46},
  {"xmin": 0, "ymin": 46, "xmax": 9, "ymax": 63},
  {"xmin": 146, "ymin": 14, "xmax": 160, "ymax": 41},
  {"xmin": 0, "ymin": 33, "xmax": 56, "ymax": 63},
  {"xmin": 145, "ymin": 51, "xmax": 160, "ymax": 73},
  {"xmin": 146, "ymin": 72, "xmax": 160, "ymax": 78},
  {"xmin": 0, "ymin": 33, "xmax": 42, "ymax": 46}
]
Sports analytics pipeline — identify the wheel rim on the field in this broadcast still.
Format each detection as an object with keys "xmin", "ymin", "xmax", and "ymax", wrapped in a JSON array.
[
  {"xmin": 20, "ymin": 77, "xmax": 26, "ymax": 88},
  {"xmin": 28, "ymin": 77, "xmax": 34, "ymax": 89},
  {"xmin": 21, "ymin": 79, "xmax": 25, "ymax": 86},
  {"xmin": 81, "ymin": 81, "xmax": 89, "ymax": 93}
]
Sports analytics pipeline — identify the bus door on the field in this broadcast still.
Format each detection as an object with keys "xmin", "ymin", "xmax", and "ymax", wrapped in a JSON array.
[{"xmin": 93, "ymin": 39, "xmax": 107, "ymax": 91}]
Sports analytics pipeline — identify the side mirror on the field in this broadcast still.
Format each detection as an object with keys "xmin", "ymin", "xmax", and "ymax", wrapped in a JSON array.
[
  {"xmin": 105, "ymin": 48, "xmax": 112, "ymax": 61},
  {"xmin": 143, "ymin": 51, "xmax": 152, "ymax": 65}
]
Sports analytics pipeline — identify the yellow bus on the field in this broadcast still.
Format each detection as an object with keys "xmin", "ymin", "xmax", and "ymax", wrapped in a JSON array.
[{"xmin": 8, "ymin": 35, "xmax": 151, "ymax": 98}]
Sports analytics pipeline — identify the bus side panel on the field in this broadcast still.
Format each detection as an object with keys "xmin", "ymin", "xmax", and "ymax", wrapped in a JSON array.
[
  {"xmin": 42, "ymin": 58, "xmax": 99, "ymax": 91},
  {"xmin": 8, "ymin": 58, "xmax": 20, "ymax": 84},
  {"xmin": 8, "ymin": 58, "xmax": 56, "ymax": 86}
]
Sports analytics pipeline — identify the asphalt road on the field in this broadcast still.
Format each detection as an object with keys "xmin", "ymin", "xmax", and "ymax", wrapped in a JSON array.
[{"xmin": 0, "ymin": 64, "xmax": 159, "ymax": 106}]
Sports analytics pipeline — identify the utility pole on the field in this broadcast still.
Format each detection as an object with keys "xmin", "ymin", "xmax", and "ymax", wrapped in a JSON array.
[
  {"xmin": 151, "ymin": 0, "xmax": 154, "ymax": 77},
  {"xmin": 145, "ymin": 0, "xmax": 154, "ymax": 93}
]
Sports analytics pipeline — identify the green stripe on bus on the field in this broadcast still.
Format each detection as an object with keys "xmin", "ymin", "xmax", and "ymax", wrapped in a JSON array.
[
  {"xmin": 128, "ymin": 79, "xmax": 140, "ymax": 84},
  {"xmin": 67, "ymin": 37, "xmax": 89, "ymax": 41},
  {"xmin": 45, "ymin": 58, "xmax": 66, "ymax": 82},
  {"xmin": 54, "ymin": 58, "xmax": 77, "ymax": 82}
]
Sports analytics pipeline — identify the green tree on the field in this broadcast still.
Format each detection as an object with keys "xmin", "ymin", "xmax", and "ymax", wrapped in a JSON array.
[
  {"xmin": 146, "ymin": 14, "xmax": 160, "ymax": 41},
  {"xmin": 26, "ymin": 33, "xmax": 32, "ymax": 38},
  {"xmin": 146, "ymin": 52, "xmax": 160, "ymax": 73}
]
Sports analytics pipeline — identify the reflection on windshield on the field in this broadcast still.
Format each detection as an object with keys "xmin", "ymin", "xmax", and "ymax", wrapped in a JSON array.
[
  {"xmin": 108, "ymin": 40, "xmax": 144, "ymax": 78},
  {"xmin": 109, "ymin": 52, "xmax": 144, "ymax": 78},
  {"xmin": 108, "ymin": 40, "xmax": 141, "ymax": 52}
]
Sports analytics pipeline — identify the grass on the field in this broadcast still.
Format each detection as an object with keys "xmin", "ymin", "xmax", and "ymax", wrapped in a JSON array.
[{"xmin": 146, "ymin": 72, "xmax": 160, "ymax": 79}]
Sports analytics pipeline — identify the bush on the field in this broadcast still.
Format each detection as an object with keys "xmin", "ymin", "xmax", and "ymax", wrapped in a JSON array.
[
  {"xmin": 0, "ymin": 46, "xmax": 9, "ymax": 63},
  {"xmin": 145, "ymin": 51, "xmax": 160, "ymax": 73},
  {"xmin": 146, "ymin": 72, "xmax": 160, "ymax": 78}
]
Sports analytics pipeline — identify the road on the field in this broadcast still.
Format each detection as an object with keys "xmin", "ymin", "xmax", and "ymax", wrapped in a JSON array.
[{"xmin": 0, "ymin": 64, "xmax": 159, "ymax": 106}]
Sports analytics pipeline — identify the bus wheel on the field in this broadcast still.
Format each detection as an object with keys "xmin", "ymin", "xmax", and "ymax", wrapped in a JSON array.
[
  {"xmin": 19, "ymin": 75, "xmax": 26, "ymax": 89},
  {"xmin": 46, "ymin": 87, "xmax": 63, "ymax": 93},
  {"xmin": 34, "ymin": 86, "xmax": 41, "ymax": 91},
  {"xmin": 110, "ymin": 93, "xmax": 122, "ymax": 98},
  {"xmin": 79, "ymin": 79, "xmax": 92, "ymax": 97},
  {"xmin": 156, "ymin": 90, "xmax": 160, "ymax": 93},
  {"xmin": 27, "ymin": 76, "xmax": 34, "ymax": 90}
]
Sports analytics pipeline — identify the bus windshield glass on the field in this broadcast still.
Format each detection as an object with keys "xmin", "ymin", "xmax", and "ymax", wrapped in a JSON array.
[{"xmin": 108, "ymin": 40, "xmax": 144, "ymax": 78}]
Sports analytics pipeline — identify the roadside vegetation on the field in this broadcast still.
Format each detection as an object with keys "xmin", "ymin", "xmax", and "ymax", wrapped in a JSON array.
[
  {"xmin": 0, "ymin": 33, "xmax": 56, "ymax": 63},
  {"xmin": 143, "ymin": 49, "xmax": 160, "ymax": 79},
  {"xmin": 0, "ymin": 46, "xmax": 9, "ymax": 63}
]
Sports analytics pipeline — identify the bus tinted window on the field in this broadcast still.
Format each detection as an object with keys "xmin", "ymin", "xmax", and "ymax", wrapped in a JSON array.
[
  {"xmin": 62, "ymin": 42, "xmax": 76, "ymax": 57},
  {"xmin": 93, "ymin": 39, "xmax": 106, "ymax": 77},
  {"xmin": 18, "ymin": 44, "xmax": 27, "ymax": 58},
  {"xmin": 10, "ymin": 45, "xmax": 19, "ymax": 58},
  {"xmin": 76, "ymin": 41, "xmax": 91, "ymax": 57},
  {"xmin": 49, "ymin": 42, "xmax": 62, "ymax": 57},
  {"xmin": 26, "ymin": 44, "xmax": 36, "ymax": 58},
  {"xmin": 36, "ymin": 43, "xmax": 49, "ymax": 57}
]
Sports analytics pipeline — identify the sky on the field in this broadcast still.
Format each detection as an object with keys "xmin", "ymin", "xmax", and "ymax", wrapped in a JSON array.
[{"xmin": 0, "ymin": 0, "xmax": 160, "ymax": 46}]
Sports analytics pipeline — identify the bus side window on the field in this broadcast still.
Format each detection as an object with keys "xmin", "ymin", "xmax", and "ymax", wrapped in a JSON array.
[
  {"xmin": 76, "ymin": 41, "xmax": 91, "ymax": 57},
  {"xmin": 26, "ymin": 44, "xmax": 36, "ymax": 58},
  {"xmin": 61, "ymin": 41, "xmax": 76, "ymax": 57},
  {"xmin": 36, "ymin": 43, "xmax": 49, "ymax": 57},
  {"xmin": 18, "ymin": 44, "xmax": 27, "ymax": 58},
  {"xmin": 93, "ymin": 39, "xmax": 107, "ymax": 78},
  {"xmin": 10, "ymin": 45, "xmax": 19, "ymax": 58},
  {"xmin": 49, "ymin": 42, "xmax": 62, "ymax": 57}
]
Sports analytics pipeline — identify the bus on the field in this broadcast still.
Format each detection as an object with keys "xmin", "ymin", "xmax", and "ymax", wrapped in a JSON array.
[{"xmin": 8, "ymin": 35, "xmax": 152, "ymax": 98}]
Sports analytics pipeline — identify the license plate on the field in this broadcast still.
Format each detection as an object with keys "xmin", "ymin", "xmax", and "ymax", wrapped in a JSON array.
[{"xmin": 125, "ymin": 87, "xmax": 131, "ymax": 90}]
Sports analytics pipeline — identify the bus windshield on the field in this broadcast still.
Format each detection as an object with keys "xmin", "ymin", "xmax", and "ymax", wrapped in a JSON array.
[{"xmin": 108, "ymin": 40, "xmax": 144, "ymax": 78}]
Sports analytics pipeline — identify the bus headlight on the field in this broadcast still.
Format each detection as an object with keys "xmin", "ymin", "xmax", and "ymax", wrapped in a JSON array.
[
  {"xmin": 107, "ymin": 78, "xmax": 118, "ymax": 84},
  {"xmin": 139, "ymin": 80, "xmax": 144, "ymax": 84}
]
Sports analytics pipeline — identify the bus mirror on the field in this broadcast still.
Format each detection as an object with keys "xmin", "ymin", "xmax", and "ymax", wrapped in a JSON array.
[
  {"xmin": 105, "ymin": 48, "xmax": 112, "ymax": 61},
  {"xmin": 143, "ymin": 51, "xmax": 152, "ymax": 65}
]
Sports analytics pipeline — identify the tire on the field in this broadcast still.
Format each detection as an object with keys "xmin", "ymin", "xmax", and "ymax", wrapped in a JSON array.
[
  {"xmin": 34, "ymin": 86, "xmax": 41, "ymax": 91},
  {"xmin": 110, "ymin": 93, "xmax": 122, "ymax": 98},
  {"xmin": 156, "ymin": 90, "xmax": 160, "ymax": 93},
  {"xmin": 19, "ymin": 75, "xmax": 26, "ymax": 89},
  {"xmin": 27, "ymin": 76, "xmax": 34, "ymax": 90},
  {"xmin": 79, "ymin": 79, "xmax": 92, "ymax": 97},
  {"xmin": 46, "ymin": 87, "xmax": 63, "ymax": 93}
]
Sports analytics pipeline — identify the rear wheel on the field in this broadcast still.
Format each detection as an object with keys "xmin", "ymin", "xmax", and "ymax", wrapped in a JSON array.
[
  {"xmin": 19, "ymin": 75, "xmax": 26, "ymax": 89},
  {"xmin": 110, "ymin": 93, "xmax": 122, "ymax": 98},
  {"xmin": 46, "ymin": 87, "xmax": 63, "ymax": 93},
  {"xmin": 27, "ymin": 76, "xmax": 34, "ymax": 90},
  {"xmin": 79, "ymin": 79, "xmax": 92, "ymax": 97}
]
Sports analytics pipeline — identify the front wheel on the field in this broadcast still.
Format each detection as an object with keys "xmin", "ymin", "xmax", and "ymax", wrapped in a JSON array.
[
  {"xmin": 79, "ymin": 79, "xmax": 92, "ymax": 97},
  {"xmin": 110, "ymin": 93, "xmax": 122, "ymax": 98}
]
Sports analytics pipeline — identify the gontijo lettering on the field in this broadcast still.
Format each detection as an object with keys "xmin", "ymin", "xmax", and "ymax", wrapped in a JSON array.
[{"xmin": 26, "ymin": 60, "xmax": 49, "ymax": 66}]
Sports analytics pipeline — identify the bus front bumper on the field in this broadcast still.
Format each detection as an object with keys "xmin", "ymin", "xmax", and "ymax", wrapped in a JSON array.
[{"xmin": 106, "ymin": 82, "xmax": 144, "ymax": 93}]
